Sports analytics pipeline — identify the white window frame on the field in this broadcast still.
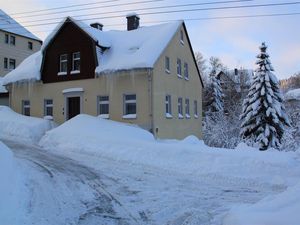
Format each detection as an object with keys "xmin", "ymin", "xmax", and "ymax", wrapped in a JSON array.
[
  {"xmin": 165, "ymin": 95, "xmax": 172, "ymax": 118},
  {"xmin": 22, "ymin": 100, "xmax": 30, "ymax": 116},
  {"xmin": 98, "ymin": 95, "xmax": 109, "ymax": 119},
  {"xmin": 44, "ymin": 99, "xmax": 53, "ymax": 117},
  {"xmin": 165, "ymin": 56, "xmax": 170, "ymax": 74},
  {"xmin": 9, "ymin": 58, "xmax": 16, "ymax": 70},
  {"xmin": 178, "ymin": 97, "xmax": 183, "ymax": 119},
  {"xmin": 184, "ymin": 62, "xmax": 189, "ymax": 80},
  {"xmin": 177, "ymin": 58, "xmax": 182, "ymax": 78},
  {"xmin": 123, "ymin": 94, "xmax": 137, "ymax": 119},
  {"xmin": 10, "ymin": 35, "xmax": 15, "ymax": 45},
  {"xmin": 4, "ymin": 34, "xmax": 9, "ymax": 44},
  {"xmin": 185, "ymin": 98, "xmax": 190, "ymax": 118},
  {"xmin": 180, "ymin": 30, "xmax": 184, "ymax": 45},
  {"xmin": 4, "ymin": 57, "xmax": 8, "ymax": 69},
  {"xmin": 194, "ymin": 100, "xmax": 198, "ymax": 118},
  {"xmin": 71, "ymin": 52, "xmax": 80, "ymax": 74},
  {"xmin": 58, "ymin": 54, "xmax": 68, "ymax": 75}
]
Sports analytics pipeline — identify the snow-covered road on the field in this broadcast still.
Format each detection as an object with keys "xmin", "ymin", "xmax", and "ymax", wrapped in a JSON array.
[{"xmin": 4, "ymin": 140, "xmax": 288, "ymax": 225}]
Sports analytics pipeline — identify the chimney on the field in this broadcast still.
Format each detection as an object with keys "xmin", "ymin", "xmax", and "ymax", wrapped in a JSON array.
[
  {"xmin": 126, "ymin": 13, "xmax": 140, "ymax": 31},
  {"xmin": 90, "ymin": 22, "xmax": 103, "ymax": 31}
]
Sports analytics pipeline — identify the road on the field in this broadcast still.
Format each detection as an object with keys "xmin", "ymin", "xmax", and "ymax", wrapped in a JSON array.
[{"xmin": 5, "ymin": 140, "xmax": 286, "ymax": 225}]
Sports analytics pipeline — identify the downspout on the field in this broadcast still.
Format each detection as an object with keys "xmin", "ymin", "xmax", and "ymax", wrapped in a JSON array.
[{"xmin": 147, "ymin": 68, "xmax": 154, "ymax": 137}]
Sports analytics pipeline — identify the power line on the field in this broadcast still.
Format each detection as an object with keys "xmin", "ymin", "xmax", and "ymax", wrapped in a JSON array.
[{"xmin": 1, "ymin": 0, "xmax": 299, "ymax": 30}]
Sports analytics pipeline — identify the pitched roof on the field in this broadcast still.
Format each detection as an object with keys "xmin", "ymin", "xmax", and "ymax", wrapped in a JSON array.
[{"xmin": 0, "ymin": 9, "xmax": 41, "ymax": 41}]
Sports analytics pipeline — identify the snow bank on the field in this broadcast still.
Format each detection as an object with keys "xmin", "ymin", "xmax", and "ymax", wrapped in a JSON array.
[
  {"xmin": 223, "ymin": 181, "xmax": 300, "ymax": 225},
  {"xmin": 285, "ymin": 88, "xmax": 300, "ymax": 101},
  {"xmin": 40, "ymin": 114, "xmax": 300, "ymax": 185},
  {"xmin": 0, "ymin": 77, "xmax": 8, "ymax": 93},
  {"xmin": 0, "ymin": 106, "xmax": 55, "ymax": 144}
]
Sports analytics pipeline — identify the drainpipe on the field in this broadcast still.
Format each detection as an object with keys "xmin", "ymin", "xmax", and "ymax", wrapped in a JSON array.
[{"xmin": 147, "ymin": 68, "xmax": 154, "ymax": 137}]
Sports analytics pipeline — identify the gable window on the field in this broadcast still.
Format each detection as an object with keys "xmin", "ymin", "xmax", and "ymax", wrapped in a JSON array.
[
  {"xmin": 4, "ymin": 34, "xmax": 9, "ymax": 44},
  {"xmin": 28, "ymin": 42, "xmax": 33, "ymax": 50},
  {"xmin": 165, "ymin": 56, "xmax": 170, "ymax": 74},
  {"xmin": 178, "ymin": 97, "xmax": 183, "ymax": 119},
  {"xmin": 44, "ymin": 99, "xmax": 53, "ymax": 117},
  {"xmin": 165, "ymin": 95, "xmax": 172, "ymax": 118},
  {"xmin": 59, "ymin": 54, "xmax": 68, "ymax": 75},
  {"xmin": 177, "ymin": 58, "xmax": 182, "ymax": 78},
  {"xmin": 10, "ymin": 35, "xmax": 15, "ymax": 45},
  {"xmin": 184, "ymin": 62, "xmax": 189, "ymax": 80},
  {"xmin": 22, "ymin": 100, "xmax": 30, "ymax": 116},
  {"xmin": 194, "ymin": 100, "xmax": 198, "ymax": 118},
  {"xmin": 180, "ymin": 30, "xmax": 184, "ymax": 45},
  {"xmin": 123, "ymin": 94, "xmax": 136, "ymax": 119},
  {"xmin": 185, "ymin": 98, "xmax": 190, "ymax": 118},
  {"xmin": 71, "ymin": 52, "xmax": 80, "ymax": 74},
  {"xmin": 4, "ymin": 58, "xmax": 8, "ymax": 69},
  {"xmin": 9, "ymin": 59, "xmax": 16, "ymax": 70},
  {"xmin": 98, "ymin": 96, "xmax": 109, "ymax": 119}
]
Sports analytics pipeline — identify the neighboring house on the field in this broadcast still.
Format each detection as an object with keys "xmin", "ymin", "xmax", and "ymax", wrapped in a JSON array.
[
  {"xmin": 3, "ymin": 15, "xmax": 203, "ymax": 139},
  {"xmin": 0, "ymin": 9, "xmax": 42, "ymax": 105}
]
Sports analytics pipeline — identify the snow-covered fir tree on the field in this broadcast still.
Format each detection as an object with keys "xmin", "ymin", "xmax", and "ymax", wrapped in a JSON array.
[{"xmin": 240, "ymin": 42, "xmax": 290, "ymax": 150}]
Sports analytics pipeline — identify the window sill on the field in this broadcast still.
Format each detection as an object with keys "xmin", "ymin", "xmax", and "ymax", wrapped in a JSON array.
[
  {"xmin": 178, "ymin": 114, "xmax": 184, "ymax": 119},
  {"xmin": 166, "ymin": 113, "xmax": 173, "ymax": 119},
  {"xmin": 98, "ymin": 114, "xmax": 109, "ymax": 119},
  {"xmin": 194, "ymin": 115, "xmax": 199, "ymax": 119},
  {"xmin": 70, "ymin": 70, "xmax": 80, "ymax": 75},
  {"xmin": 186, "ymin": 114, "xmax": 191, "ymax": 119},
  {"xmin": 57, "ymin": 72, "xmax": 67, "ymax": 76},
  {"xmin": 165, "ymin": 69, "xmax": 170, "ymax": 74},
  {"xmin": 184, "ymin": 77, "xmax": 189, "ymax": 81},
  {"xmin": 43, "ymin": 115, "xmax": 53, "ymax": 120},
  {"xmin": 123, "ymin": 114, "xmax": 137, "ymax": 119},
  {"xmin": 177, "ymin": 74, "xmax": 183, "ymax": 79},
  {"xmin": 180, "ymin": 40, "xmax": 185, "ymax": 45}
]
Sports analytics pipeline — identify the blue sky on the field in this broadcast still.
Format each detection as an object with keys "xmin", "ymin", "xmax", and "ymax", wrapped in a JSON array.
[{"xmin": 2, "ymin": 0, "xmax": 300, "ymax": 79}]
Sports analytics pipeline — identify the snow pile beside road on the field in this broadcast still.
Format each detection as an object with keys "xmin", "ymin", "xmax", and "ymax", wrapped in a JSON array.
[
  {"xmin": 0, "ymin": 106, "xmax": 55, "ymax": 144},
  {"xmin": 0, "ymin": 141, "xmax": 20, "ymax": 224},
  {"xmin": 40, "ymin": 114, "xmax": 300, "ymax": 186},
  {"xmin": 285, "ymin": 88, "xmax": 300, "ymax": 101},
  {"xmin": 223, "ymin": 181, "xmax": 300, "ymax": 225}
]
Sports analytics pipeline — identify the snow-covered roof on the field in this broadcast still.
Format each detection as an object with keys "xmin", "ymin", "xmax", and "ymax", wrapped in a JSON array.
[
  {"xmin": 0, "ymin": 77, "xmax": 8, "ymax": 93},
  {"xmin": 3, "ymin": 17, "xmax": 182, "ymax": 85},
  {"xmin": 0, "ymin": 9, "xmax": 41, "ymax": 41},
  {"xmin": 219, "ymin": 69, "xmax": 253, "ymax": 86},
  {"xmin": 285, "ymin": 88, "xmax": 300, "ymax": 101}
]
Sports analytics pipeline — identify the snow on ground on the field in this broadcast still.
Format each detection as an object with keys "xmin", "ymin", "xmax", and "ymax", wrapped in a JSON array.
[
  {"xmin": 0, "ymin": 106, "xmax": 55, "ymax": 144},
  {"xmin": 223, "ymin": 181, "xmax": 300, "ymax": 225},
  {"xmin": 285, "ymin": 88, "xmax": 300, "ymax": 101}
]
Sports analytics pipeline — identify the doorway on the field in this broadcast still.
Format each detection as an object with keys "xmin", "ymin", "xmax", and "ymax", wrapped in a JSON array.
[{"xmin": 67, "ymin": 96, "xmax": 80, "ymax": 120}]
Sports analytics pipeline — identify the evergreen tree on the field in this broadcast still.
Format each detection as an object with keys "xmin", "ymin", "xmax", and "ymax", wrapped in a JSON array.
[{"xmin": 240, "ymin": 42, "xmax": 290, "ymax": 150}]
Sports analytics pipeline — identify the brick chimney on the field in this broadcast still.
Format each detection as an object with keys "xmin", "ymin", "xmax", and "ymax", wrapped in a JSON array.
[
  {"xmin": 90, "ymin": 22, "xmax": 103, "ymax": 31},
  {"xmin": 126, "ymin": 13, "xmax": 140, "ymax": 31}
]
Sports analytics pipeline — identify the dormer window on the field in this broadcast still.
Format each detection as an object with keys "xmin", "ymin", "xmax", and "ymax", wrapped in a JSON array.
[
  {"xmin": 180, "ymin": 30, "xmax": 184, "ymax": 45},
  {"xmin": 58, "ymin": 54, "xmax": 68, "ymax": 75},
  {"xmin": 71, "ymin": 52, "xmax": 80, "ymax": 74},
  {"xmin": 165, "ymin": 56, "xmax": 170, "ymax": 73}
]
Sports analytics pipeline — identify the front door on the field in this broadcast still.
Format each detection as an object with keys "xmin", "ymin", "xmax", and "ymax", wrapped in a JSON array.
[{"xmin": 67, "ymin": 97, "xmax": 80, "ymax": 120}]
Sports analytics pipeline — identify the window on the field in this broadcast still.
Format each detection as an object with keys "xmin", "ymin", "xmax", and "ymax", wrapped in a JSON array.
[
  {"xmin": 185, "ymin": 99, "xmax": 190, "ymax": 118},
  {"xmin": 123, "ymin": 94, "xmax": 136, "ymax": 118},
  {"xmin": 165, "ymin": 56, "xmax": 170, "ymax": 73},
  {"xmin": 194, "ymin": 100, "xmax": 198, "ymax": 118},
  {"xmin": 72, "ymin": 52, "xmax": 80, "ymax": 73},
  {"xmin": 4, "ymin": 58, "xmax": 8, "ymax": 69},
  {"xmin": 180, "ymin": 30, "xmax": 184, "ymax": 45},
  {"xmin": 177, "ymin": 58, "xmax": 182, "ymax": 77},
  {"xmin": 22, "ymin": 100, "xmax": 30, "ymax": 116},
  {"xmin": 178, "ymin": 97, "xmax": 183, "ymax": 118},
  {"xmin": 10, "ymin": 35, "xmax": 15, "ymax": 45},
  {"xmin": 44, "ymin": 99, "xmax": 53, "ymax": 117},
  {"xmin": 98, "ymin": 96, "xmax": 109, "ymax": 118},
  {"xmin": 59, "ymin": 54, "xmax": 68, "ymax": 74},
  {"xmin": 184, "ymin": 62, "xmax": 189, "ymax": 80},
  {"xmin": 28, "ymin": 42, "xmax": 33, "ymax": 50},
  {"xmin": 165, "ymin": 95, "xmax": 172, "ymax": 118},
  {"xmin": 9, "ymin": 59, "xmax": 16, "ymax": 70},
  {"xmin": 4, "ymin": 34, "xmax": 9, "ymax": 44}
]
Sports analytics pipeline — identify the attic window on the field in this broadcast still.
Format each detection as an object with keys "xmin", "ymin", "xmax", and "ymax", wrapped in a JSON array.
[
  {"xmin": 72, "ymin": 52, "xmax": 80, "ymax": 73},
  {"xmin": 180, "ymin": 30, "xmax": 184, "ymax": 45},
  {"xmin": 59, "ymin": 54, "xmax": 68, "ymax": 75}
]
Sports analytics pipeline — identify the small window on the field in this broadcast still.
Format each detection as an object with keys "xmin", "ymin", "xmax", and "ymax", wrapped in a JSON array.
[
  {"xmin": 165, "ymin": 95, "xmax": 172, "ymax": 118},
  {"xmin": 165, "ymin": 56, "xmax": 170, "ymax": 73},
  {"xmin": 185, "ymin": 99, "xmax": 190, "ymax": 118},
  {"xmin": 4, "ymin": 34, "xmax": 9, "ymax": 44},
  {"xmin": 10, "ymin": 35, "xmax": 15, "ymax": 45},
  {"xmin": 22, "ymin": 100, "xmax": 30, "ymax": 116},
  {"xmin": 9, "ymin": 59, "xmax": 16, "ymax": 70},
  {"xmin": 72, "ymin": 52, "xmax": 80, "ymax": 72},
  {"xmin": 184, "ymin": 62, "xmax": 189, "ymax": 80},
  {"xmin": 123, "ymin": 94, "xmax": 136, "ymax": 118},
  {"xmin": 4, "ymin": 58, "xmax": 8, "ymax": 69},
  {"xmin": 177, "ymin": 58, "xmax": 182, "ymax": 77},
  {"xmin": 178, "ymin": 97, "xmax": 183, "ymax": 118},
  {"xmin": 28, "ymin": 42, "xmax": 33, "ymax": 50},
  {"xmin": 44, "ymin": 99, "xmax": 53, "ymax": 116},
  {"xmin": 59, "ymin": 54, "xmax": 68, "ymax": 74},
  {"xmin": 180, "ymin": 30, "xmax": 184, "ymax": 45},
  {"xmin": 98, "ymin": 96, "xmax": 109, "ymax": 118},
  {"xmin": 194, "ymin": 100, "xmax": 198, "ymax": 118}
]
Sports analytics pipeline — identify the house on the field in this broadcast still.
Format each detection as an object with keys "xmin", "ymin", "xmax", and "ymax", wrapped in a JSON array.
[
  {"xmin": 3, "ymin": 14, "xmax": 203, "ymax": 140},
  {"xmin": 0, "ymin": 9, "xmax": 42, "ymax": 105}
]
